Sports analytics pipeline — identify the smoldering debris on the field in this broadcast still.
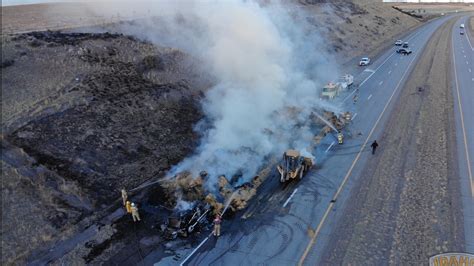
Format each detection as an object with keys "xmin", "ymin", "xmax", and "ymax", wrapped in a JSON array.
[
  {"xmin": 160, "ymin": 203, "xmax": 211, "ymax": 240},
  {"xmin": 156, "ymin": 110, "xmax": 350, "ymax": 221}
]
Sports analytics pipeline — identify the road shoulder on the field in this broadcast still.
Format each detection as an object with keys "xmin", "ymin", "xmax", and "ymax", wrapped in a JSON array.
[{"xmin": 319, "ymin": 16, "xmax": 464, "ymax": 265}]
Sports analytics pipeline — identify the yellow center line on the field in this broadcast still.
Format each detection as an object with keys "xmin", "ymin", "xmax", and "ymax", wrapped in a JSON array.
[
  {"xmin": 452, "ymin": 26, "xmax": 474, "ymax": 196},
  {"xmin": 298, "ymin": 30, "xmax": 425, "ymax": 265}
]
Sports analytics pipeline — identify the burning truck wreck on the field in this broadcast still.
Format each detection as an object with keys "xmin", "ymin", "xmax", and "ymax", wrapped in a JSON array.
[
  {"xmin": 160, "ymin": 202, "xmax": 211, "ymax": 240},
  {"xmin": 86, "ymin": 0, "xmax": 358, "ymax": 245},
  {"xmin": 152, "ymin": 109, "xmax": 352, "ymax": 241}
]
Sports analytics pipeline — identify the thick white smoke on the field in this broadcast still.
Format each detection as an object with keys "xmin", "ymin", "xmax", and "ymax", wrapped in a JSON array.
[
  {"xmin": 81, "ymin": 0, "xmax": 341, "ymax": 189},
  {"xmin": 163, "ymin": 1, "xmax": 340, "ymax": 187}
]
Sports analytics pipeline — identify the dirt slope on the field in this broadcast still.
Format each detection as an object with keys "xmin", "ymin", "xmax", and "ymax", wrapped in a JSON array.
[
  {"xmin": 320, "ymin": 17, "xmax": 464, "ymax": 265},
  {"xmin": 298, "ymin": 0, "xmax": 421, "ymax": 63},
  {"xmin": 2, "ymin": 1, "xmax": 422, "ymax": 64},
  {"xmin": 1, "ymin": 31, "xmax": 206, "ymax": 264}
]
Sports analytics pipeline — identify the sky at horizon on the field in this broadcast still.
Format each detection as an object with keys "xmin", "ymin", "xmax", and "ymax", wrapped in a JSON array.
[
  {"xmin": 3, "ymin": 0, "xmax": 474, "ymax": 6},
  {"xmin": 2, "ymin": 0, "xmax": 76, "ymax": 6}
]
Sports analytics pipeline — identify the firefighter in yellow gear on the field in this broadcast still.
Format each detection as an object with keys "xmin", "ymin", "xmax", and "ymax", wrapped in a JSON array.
[
  {"xmin": 131, "ymin": 203, "xmax": 141, "ymax": 222},
  {"xmin": 337, "ymin": 132, "xmax": 344, "ymax": 144},
  {"xmin": 125, "ymin": 201, "xmax": 132, "ymax": 213},
  {"xmin": 121, "ymin": 188, "xmax": 128, "ymax": 206}
]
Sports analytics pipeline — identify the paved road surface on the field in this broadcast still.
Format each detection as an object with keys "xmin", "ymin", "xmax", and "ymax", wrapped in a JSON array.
[
  {"xmin": 451, "ymin": 16, "xmax": 474, "ymax": 253},
  {"xmin": 154, "ymin": 14, "xmax": 460, "ymax": 266},
  {"xmin": 318, "ymin": 14, "xmax": 467, "ymax": 265}
]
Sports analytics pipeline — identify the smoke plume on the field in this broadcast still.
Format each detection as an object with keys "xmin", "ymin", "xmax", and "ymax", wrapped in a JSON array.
[{"xmin": 82, "ymin": 0, "xmax": 341, "ymax": 189}]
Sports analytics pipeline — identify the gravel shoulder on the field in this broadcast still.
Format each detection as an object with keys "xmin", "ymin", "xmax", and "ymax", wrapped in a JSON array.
[{"xmin": 320, "ymin": 17, "xmax": 464, "ymax": 265}]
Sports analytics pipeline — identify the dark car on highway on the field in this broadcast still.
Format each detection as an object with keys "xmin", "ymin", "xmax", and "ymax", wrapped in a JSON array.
[
  {"xmin": 396, "ymin": 48, "xmax": 412, "ymax": 55},
  {"xmin": 402, "ymin": 42, "xmax": 409, "ymax": 48}
]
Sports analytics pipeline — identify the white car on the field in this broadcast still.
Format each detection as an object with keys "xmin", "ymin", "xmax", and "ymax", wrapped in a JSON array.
[
  {"xmin": 395, "ymin": 40, "xmax": 403, "ymax": 46},
  {"xmin": 460, "ymin": 24, "xmax": 465, "ymax": 29},
  {"xmin": 359, "ymin": 57, "xmax": 370, "ymax": 66}
]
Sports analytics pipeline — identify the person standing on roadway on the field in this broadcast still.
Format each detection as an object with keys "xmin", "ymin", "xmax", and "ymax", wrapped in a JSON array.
[
  {"xmin": 337, "ymin": 132, "xmax": 344, "ymax": 144},
  {"xmin": 371, "ymin": 140, "xmax": 379, "ymax": 154},
  {"xmin": 213, "ymin": 214, "xmax": 222, "ymax": 237},
  {"xmin": 353, "ymin": 94, "xmax": 358, "ymax": 104},
  {"xmin": 131, "ymin": 203, "xmax": 141, "ymax": 222}
]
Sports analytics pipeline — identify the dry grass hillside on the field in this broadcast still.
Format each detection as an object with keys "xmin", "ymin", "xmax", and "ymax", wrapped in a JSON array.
[
  {"xmin": 2, "ymin": 1, "xmax": 423, "ymax": 64},
  {"xmin": 298, "ymin": 0, "xmax": 422, "ymax": 63}
]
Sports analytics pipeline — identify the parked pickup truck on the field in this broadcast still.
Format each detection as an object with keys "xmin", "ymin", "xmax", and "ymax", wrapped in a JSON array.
[{"xmin": 359, "ymin": 57, "xmax": 370, "ymax": 66}]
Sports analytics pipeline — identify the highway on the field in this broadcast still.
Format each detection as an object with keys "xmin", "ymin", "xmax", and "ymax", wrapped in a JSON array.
[
  {"xmin": 153, "ymin": 14, "xmax": 463, "ymax": 266},
  {"xmin": 451, "ymin": 16, "xmax": 474, "ymax": 253}
]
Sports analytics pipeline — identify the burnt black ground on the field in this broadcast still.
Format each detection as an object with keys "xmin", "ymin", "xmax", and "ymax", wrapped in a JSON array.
[{"xmin": 1, "ymin": 30, "xmax": 207, "ymax": 264}]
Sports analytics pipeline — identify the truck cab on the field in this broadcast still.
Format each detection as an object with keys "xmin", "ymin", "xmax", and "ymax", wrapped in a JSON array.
[
  {"xmin": 321, "ymin": 82, "xmax": 341, "ymax": 99},
  {"xmin": 359, "ymin": 57, "xmax": 370, "ymax": 66}
]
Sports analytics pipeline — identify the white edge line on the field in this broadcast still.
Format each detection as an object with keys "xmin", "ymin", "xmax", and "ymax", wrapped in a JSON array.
[
  {"xmin": 360, "ymin": 72, "xmax": 375, "ymax": 87},
  {"xmin": 185, "ymin": 20, "xmax": 439, "ymax": 266},
  {"xmin": 325, "ymin": 141, "xmax": 336, "ymax": 153},
  {"xmin": 352, "ymin": 113, "xmax": 358, "ymax": 120},
  {"xmin": 299, "ymin": 32, "xmax": 424, "ymax": 265},
  {"xmin": 452, "ymin": 26, "xmax": 474, "ymax": 196},
  {"xmin": 362, "ymin": 53, "xmax": 394, "ymax": 86},
  {"xmin": 342, "ymin": 68, "xmax": 376, "ymax": 103},
  {"xmin": 180, "ymin": 235, "xmax": 211, "ymax": 266},
  {"xmin": 464, "ymin": 20, "xmax": 474, "ymax": 50},
  {"xmin": 283, "ymin": 189, "xmax": 299, "ymax": 208},
  {"xmin": 342, "ymin": 88, "xmax": 358, "ymax": 103},
  {"xmin": 342, "ymin": 24, "xmax": 427, "ymax": 105},
  {"xmin": 298, "ymin": 17, "xmax": 449, "ymax": 265},
  {"xmin": 368, "ymin": 94, "xmax": 373, "ymax": 100}
]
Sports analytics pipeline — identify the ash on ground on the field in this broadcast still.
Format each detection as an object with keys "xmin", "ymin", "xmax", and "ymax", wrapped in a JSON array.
[{"xmin": 1, "ymin": 30, "xmax": 211, "ymax": 264}]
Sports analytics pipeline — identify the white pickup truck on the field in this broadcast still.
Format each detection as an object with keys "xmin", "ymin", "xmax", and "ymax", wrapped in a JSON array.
[
  {"xmin": 321, "ymin": 74, "xmax": 354, "ymax": 99},
  {"xmin": 359, "ymin": 57, "xmax": 370, "ymax": 66}
]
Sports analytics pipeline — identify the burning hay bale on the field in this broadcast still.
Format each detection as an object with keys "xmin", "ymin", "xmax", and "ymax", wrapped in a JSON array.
[
  {"xmin": 157, "ymin": 109, "xmax": 352, "ymax": 217},
  {"xmin": 151, "ymin": 106, "xmax": 353, "ymax": 242},
  {"xmin": 154, "ymin": 108, "xmax": 352, "ymax": 230},
  {"xmin": 218, "ymin": 175, "xmax": 234, "ymax": 199},
  {"xmin": 204, "ymin": 194, "xmax": 224, "ymax": 215},
  {"xmin": 228, "ymin": 183, "xmax": 257, "ymax": 211},
  {"xmin": 159, "ymin": 172, "xmax": 206, "ymax": 207},
  {"xmin": 159, "ymin": 171, "xmax": 265, "ymax": 216}
]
